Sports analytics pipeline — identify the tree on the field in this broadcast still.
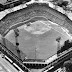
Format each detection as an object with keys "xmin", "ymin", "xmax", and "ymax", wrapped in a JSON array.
[{"xmin": 63, "ymin": 60, "xmax": 72, "ymax": 72}]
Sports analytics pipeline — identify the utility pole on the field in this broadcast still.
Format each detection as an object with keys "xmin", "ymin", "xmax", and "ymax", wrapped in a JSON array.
[{"xmin": 56, "ymin": 36, "xmax": 61, "ymax": 56}]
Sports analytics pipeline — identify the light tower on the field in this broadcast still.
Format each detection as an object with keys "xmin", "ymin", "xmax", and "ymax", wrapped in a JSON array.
[{"xmin": 56, "ymin": 36, "xmax": 61, "ymax": 56}]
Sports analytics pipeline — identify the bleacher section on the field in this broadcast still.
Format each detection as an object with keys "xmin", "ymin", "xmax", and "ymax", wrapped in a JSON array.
[{"xmin": 0, "ymin": 3, "xmax": 72, "ymax": 36}]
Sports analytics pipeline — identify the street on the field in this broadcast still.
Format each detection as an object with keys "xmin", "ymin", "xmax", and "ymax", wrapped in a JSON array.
[{"xmin": 0, "ymin": 54, "xmax": 18, "ymax": 72}]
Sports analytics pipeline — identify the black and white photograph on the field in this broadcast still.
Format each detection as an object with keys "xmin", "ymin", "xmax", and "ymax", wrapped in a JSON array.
[{"xmin": 0, "ymin": 0, "xmax": 72, "ymax": 72}]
